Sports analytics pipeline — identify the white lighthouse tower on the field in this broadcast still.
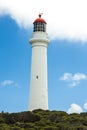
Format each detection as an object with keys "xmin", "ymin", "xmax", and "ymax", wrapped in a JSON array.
[{"xmin": 29, "ymin": 14, "xmax": 50, "ymax": 111}]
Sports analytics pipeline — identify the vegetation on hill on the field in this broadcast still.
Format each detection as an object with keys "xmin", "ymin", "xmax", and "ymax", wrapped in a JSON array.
[{"xmin": 0, "ymin": 109, "xmax": 87, "ymax": 130}]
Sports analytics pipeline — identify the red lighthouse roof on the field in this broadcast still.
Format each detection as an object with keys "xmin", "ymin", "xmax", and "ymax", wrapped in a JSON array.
[{"xmin": 34, "ymin": 14, "xmax": 46, "ymax": 23}]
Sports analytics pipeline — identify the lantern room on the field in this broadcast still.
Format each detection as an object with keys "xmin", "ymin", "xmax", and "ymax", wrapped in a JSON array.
[{"xmin": 33, "ymin": 14, "xmax": 46, "ymax": 32}]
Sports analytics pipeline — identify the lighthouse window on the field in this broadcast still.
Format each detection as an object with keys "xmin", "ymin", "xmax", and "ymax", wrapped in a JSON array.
[{"xmin": 36, "ymin": 75, "xmax": 38, "ymax": 79}]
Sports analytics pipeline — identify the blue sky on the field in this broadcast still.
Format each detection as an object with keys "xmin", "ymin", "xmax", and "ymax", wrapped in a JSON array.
[{"xmin": 0, "ymin": 0, "xmax": 87, "ymax": 113}]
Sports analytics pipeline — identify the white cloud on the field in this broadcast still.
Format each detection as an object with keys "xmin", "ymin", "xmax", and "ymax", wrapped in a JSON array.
[
  {"xmin": 59, "ymin": 73, "xmax": 87, "ymax": 87},
  {"xmin": 84, "ymin": 103, "xmax": 87, "ymax": 110},
  {"xmin": 59, "ymin": 73, "xmax": 72, "ymax": 81},
  {"xmin": 0, "ymin": 0, "xmax": 87, "ymax": 42},
  {"xmin": 69, "ymin": 81, "xmax": 80, "ymax": 87},
  {"xmin": 67, "ymin": 103, "xmax": 83, "ymax": 114},
  {"xmin": 0, "ymin": 80, "xmax": 19, "ymax": 87},
  {"xmin": 73, "ymin": 73, "xmax": 87, "ymax": 81}
]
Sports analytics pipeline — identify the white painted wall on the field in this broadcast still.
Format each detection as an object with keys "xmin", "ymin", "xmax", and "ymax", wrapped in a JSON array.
[{"xmin": 29, "ymin": 32, "xmax": 50, "ymax": 111}]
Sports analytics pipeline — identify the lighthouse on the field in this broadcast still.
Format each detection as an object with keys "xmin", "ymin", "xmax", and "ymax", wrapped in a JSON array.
[{"xmin": 29, "ymin": 14, "xmax": 50, "ymax": 111}]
